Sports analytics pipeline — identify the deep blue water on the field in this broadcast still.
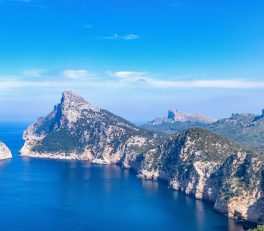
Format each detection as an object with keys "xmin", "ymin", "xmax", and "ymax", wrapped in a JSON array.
[{"xmin": 0, "ymin": 123, "xmax": 245, "ymax": 231}]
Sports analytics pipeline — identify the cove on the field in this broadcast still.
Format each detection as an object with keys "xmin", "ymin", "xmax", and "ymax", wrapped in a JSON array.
[{"xmin": 0, "ymin": 123, "xmax": 245, "ymax": 231}]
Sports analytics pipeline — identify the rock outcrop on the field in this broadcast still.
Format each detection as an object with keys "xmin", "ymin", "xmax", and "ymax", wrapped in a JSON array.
[
  {"xmin": 0, "ymin": 141, "xmax": 12, "ymax": 160},
  {"xmin": 149, "ymin": 109, "xmax": 216, "ymax": 125},
  {"xmin": 131, "ymin": 129, "xmax": 264, "ymax": 224},
  {"xmin": 21, "ymin": 91, "xmax": 157, "ymax": 163},
  {"xmin": 21, "ymin": 91, "xmax": 264, "ymax": 224}
]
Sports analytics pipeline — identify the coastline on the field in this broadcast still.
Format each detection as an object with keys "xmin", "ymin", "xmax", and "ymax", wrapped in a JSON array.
[
  {"xmin": 20, "ymin": 152, "xmax": 110, "ymax": 165},
  {"xmin": 0, "ymin": 156, "xmax": 12, "ymax": 161},
  {"xmin": 19, "ymin": 150, "xmax": 261, "ymax": 228}
]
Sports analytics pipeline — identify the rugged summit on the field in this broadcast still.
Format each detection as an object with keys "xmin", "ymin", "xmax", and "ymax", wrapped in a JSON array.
[
  {"xmin": 21, "ymin": 91, "xmax": 156, "ymax": 163},
  {"xmin": 0, "ymin": 141, "xmax": 12, "ymax": 160},
  {"xmin": 149, "ymin": 109, "xmax": 216, "ymax": 125},
  {"xmin": 21, "ymin": 92, "xmax": 264, "ymax": 224}
]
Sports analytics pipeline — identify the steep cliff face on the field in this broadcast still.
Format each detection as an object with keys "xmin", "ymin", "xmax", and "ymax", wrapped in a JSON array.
[
  {"xmin": 214, "ymin": 152, "xmax": 264, "ymax": 223},
  {"xmin": 21, "ymin": 91, "xmax": 264, "ymax": 224},
  {"xmin": 21, "ymin": 91, "xmax": 157, "ymax": 163},
  {"xmin": 126, "ymin": 129, "xmax": 264, "ymax": 224},
  {"xmin": 0, "ymin": 141, "xmax": 12, "ymax": 160}
]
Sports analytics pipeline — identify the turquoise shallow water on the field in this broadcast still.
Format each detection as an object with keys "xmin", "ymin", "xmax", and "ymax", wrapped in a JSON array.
[{"xmin": 0, "ymin": 123, "xmax": 245, "ymax": 231}]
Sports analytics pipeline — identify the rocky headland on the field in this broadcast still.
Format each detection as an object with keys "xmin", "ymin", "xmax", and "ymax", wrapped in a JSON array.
[{"xmin": 21, "ymin": 91, "xmax": 264, "ymax": 225}]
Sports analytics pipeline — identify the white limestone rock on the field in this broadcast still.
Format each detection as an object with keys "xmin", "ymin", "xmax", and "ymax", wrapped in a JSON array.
[
  {"xmin": 21, "ymin": 91, "xmax": 156, "ymax": 164},
  {"xmin": 0, "ymin": 141, "xmax": 12, "ymax": 160}
]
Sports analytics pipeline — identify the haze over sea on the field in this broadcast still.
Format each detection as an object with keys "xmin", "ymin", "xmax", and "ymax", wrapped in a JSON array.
[{"xmin": 0, "ymin": 123, "xmax": 245, "ymax": 231}]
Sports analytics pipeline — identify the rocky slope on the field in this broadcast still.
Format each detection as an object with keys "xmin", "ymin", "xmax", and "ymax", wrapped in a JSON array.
[
  {"xmin": 21, "ymin": 91, "xmax": 158, "ymax": 163},
  {"xmin": 21, "ymin": 91, "xmax": 264, "ymax": 224},
  {"xmin": 143, "ymin": 110, "xmax": 264, "ymax": 154},
  {"xmin": 149, "ymin": 108, "xmax": 216, "ymax": 125},
  {"xmin": 130, "ymin": 129, "xmax": 264, "ymax": 224},
  {"xmin": 0, "ymin": 141, "xmax": 12, "ymax": 160}
]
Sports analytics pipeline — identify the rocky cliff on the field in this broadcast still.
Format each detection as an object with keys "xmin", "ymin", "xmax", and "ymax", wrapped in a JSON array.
[
  {"xmin": 129, "ymin": 128, "xmax": 264, "ymax": 224},
  {"xmin": 21, "ymin": 91, "xmax": 264, "ymax": 224},
  {"xmin": 0, "ymin": 141, "xmax": 12, "ymax": 160},
  {"xmin": 21, "ymin": 91, "xmax": 157, "ymax": 163}
]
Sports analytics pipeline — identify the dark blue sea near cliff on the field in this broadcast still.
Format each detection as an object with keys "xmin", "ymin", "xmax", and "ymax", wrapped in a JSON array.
[{"xmin": 0, "ymin": 123, "xmax": 245, "ymax": 231}]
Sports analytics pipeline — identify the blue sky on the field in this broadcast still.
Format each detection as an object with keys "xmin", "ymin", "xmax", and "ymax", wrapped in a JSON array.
[{"xmin": 0, "ymin": 0, "xmax": 264, "ymax": 123}]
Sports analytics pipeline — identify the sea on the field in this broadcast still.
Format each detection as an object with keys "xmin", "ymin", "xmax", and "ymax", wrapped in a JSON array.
[{"xmin": 0, "ymin": 123, "xmax": 246, "ymax": 231}]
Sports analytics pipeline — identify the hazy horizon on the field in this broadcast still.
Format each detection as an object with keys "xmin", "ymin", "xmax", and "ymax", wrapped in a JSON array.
[
  {"xmin": 0, "ymin": 0, "xmax": 264, "ymax": 122},
  {"xmin": 0, "ymin": 89, "xmax": 264, "ymax": 125}
]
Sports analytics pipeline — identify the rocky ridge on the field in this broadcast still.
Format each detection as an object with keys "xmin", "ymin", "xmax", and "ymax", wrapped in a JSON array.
[
  {"xmin": 0, "ymin": 141, "xmax": 12, "ymax": 160},
  {"xmin": 21, "ymin": 91, "xmax": 158, "ymax": 163},
  {"xmin": 21, "ymin": 91, "xmax": 264, "ymax": 224},
  {"xmin": 144, "ymin": 109, "xmax": 264, "ymax": 154}
]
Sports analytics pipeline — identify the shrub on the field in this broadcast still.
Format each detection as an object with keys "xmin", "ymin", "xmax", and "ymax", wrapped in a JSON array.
[{"xmin": 248, "ymin": 225, "xmax": 264, "ymax": 231}]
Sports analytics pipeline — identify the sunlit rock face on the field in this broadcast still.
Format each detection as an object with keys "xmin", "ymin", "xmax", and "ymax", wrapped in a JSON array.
[
  {"xmin": 21, "ymin": 91, "xmax": 264, "ymax": 224},
  {"xmin": 0, "ymin": 141, "xmax": 12, "ymax": 160},
  {"xmin": 135, "ymin": 129, "xmax": 264, "ymax": 224},
  {"xmin": 214, "ymin": 152, "xmax": 264, "ymax": 224},
  {"xmin": 20, "ymin": 91, "xmax": 157, "ymax": 162}
]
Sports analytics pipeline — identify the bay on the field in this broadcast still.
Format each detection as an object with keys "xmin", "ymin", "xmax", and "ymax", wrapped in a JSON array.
[{"xmin": 0, "ymin": 123, "xmax": 244, "ymax": 231}]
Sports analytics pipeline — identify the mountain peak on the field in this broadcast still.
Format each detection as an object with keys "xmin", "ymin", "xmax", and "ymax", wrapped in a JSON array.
[
  {"xmin": 58, "ymin": 91, "xmax": 100, "ymax": 124},
  {"xmin": 167, "ymin": 108, "xmax": 216, "ymax": 123},
  {"xmin": 168, "ymin": 108, "xmax": 190, "ymax": 121},
  {"xmin": 21, "ymin": 91, "xmax": 152, "ymax": 163},
  {"xmin": 148, "ymin": 108, "xmax": 216, "ymax": 125},
  {"xmin": 61, "ymin": 90, "xmax": 99, "ymax": 109},
  {"xmin": 61, "ymin": 91, "xmax": 87, "ymax": 105},
  {"xmin": 62, "ymin": 90, "xmax": 75, "ymax": 97}
]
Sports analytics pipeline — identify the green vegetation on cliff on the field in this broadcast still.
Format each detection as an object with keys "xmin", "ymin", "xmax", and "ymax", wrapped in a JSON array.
[{"xmin": 248, "ymin": 225, "xmax": 264, "ymax": 231}]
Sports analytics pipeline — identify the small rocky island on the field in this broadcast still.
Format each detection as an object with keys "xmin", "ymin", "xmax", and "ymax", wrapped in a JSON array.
[
  {"xmin": 21, "ymin": 91, "xmax": 264, "ymax": 224},
  {"xmin": 0, "ymin": 141, "xmax": 12, "ymax": 160}
]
